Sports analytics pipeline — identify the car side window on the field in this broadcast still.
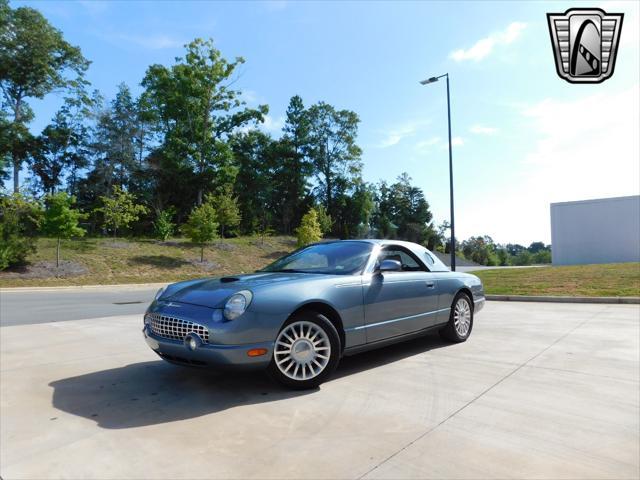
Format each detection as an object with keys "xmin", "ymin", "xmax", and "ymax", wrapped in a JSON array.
[
  {"xmin": 422, "ymin": 249, "xmax": 435, "ymax": 266},
  {"xmin": 378, "ymin": 247, "xmax": 427, "ymax": 272}
]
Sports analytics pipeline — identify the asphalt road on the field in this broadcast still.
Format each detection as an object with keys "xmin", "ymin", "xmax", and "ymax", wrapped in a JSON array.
[
  {"xmin": 0, "ymin": 267, "xmax": 520, "ymax": 327},
  {"xmin": 1, "ymin": 293, "xmax": 638, "ymax": 479},
  {"xmin": 0, "ymin": 286, "xmax": 158, "ymax": 326}
]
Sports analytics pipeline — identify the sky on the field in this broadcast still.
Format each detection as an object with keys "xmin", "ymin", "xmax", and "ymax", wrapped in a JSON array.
[{"xmin": 10, "ymin": 0, "xmax": 640, "ymax": 245}]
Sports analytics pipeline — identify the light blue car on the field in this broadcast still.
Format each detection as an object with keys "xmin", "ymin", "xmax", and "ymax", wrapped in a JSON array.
[{"xmin": 143, "ymin": 239, "xmax": 485, "ymax": 389}]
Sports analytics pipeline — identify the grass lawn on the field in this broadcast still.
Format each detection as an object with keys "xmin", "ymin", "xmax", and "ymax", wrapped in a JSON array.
[
  {"xmin": 474, "ymin": 263, "xmax": 640, "ymax": 297},
  {"xmin": 0, "ymin": 236, "xmax": 297, "ymax": 288}
]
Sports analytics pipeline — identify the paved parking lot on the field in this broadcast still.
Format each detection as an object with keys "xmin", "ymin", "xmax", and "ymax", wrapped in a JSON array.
[{"xmin": 1, "ymin": 298, "xmax": 638, "ymax": 479}]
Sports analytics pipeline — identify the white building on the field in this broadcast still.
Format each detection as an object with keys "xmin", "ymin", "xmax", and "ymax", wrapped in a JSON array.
[{"xmin": 550, "ymin": 195, "xmax": 640, "ymax": 265}]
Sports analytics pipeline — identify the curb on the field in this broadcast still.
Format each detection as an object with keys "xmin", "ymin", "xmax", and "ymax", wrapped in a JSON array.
[
  {"xmin": 0, "ymin": 283, "xmax": 166, "ymax": 293},
  {"xmin": 486, "ymin": 295, "xmax": 640, "ymax": 304}
]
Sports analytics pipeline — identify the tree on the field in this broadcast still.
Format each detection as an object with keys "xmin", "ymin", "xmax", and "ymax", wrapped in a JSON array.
[
  {"xmin": 41, "ymin": 192, "xmax": 86, "ymax": 267},
  {"xmin": 98, "ymin": 186, "xmax": 147, "ymax": 237},
  {"xmin": 496, "ymin": 247, "xmax": 511, "ymax": 266},
  {"xmin": 0, "ymin": 0, "xmax": 89, "ymax": 192},
  {"xmin": 296, "ymin": 208, "xmax": 322, "ymax": 247},
  {"xmin": 142, "ymin": 39, "xmax": 268, "ymax": 205},
  {"xmin": 335, "ymin": 181, "xmax": 375, "ymax": 238},
  {"xmin": 182, "ymin": 198, "xmax": 219, "ymax": 262},
  {"xmin": 461, "ymin": 236, "xmax": 498, "ymax": 266},
  {"xmin": 91, "ymin": 83, "xmax": 140, "ymax": 193},
  {"xmin": 506, "ymin": 243, "xmax": 526, "ymax": 256},
  {"xmin": 533, "ymin": 250, "xmax": 552, "ymax": 264},
  {"xmin": 29, "ymin": 104, "xmax": 89, "ymax": 195},
  {"xmin": 212, "ymin": 187, "xmax": 241, "ymax": 238},
  {"xmin": 315, "ymin": 204, "xmax": 333, "ymax": 235},
  {"xmin": 278, "ymin": 95, "xmax": 312, "ymax": 232},
  {"xmin": 528, "ymin": 241, "xmax": 547, "ymax": 254},
  {"xmin": 373, "ymin": 174, "xmax": 433, "ymax": 244},
  {"xmin": 0, "ymin": 193, "xmax": 42, "ymax": 270},
  {"xmin": 153, "ymin": 208, "xmax": 175, "ymax": 241},
  {"xmin": 230, "ymin": 130, "xmax": 274, "ymax": 234},
  {"xmin": 513, "ymin": 250, "xmax": 533, "ymax": 266},
  {"xmin": 306, "ymin": 102, "xmax": 362, "ymax": 231}
]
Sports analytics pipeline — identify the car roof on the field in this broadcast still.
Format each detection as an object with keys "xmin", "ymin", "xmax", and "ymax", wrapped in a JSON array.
[
  {"xmin": 312, "ymin": 239, "xmax": 450, "ymax": 272},
  {"xmin": 319, "ymin": 239, "xmax": 421, "ymax": 248}
]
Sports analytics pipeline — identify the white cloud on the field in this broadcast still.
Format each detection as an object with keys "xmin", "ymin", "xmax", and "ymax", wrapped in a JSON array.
[
  {"xmin": 459, "ymin": 85, "xmax": 640, "ymax": 244},
  {"xmin": 470, "ymin": 125, "xmax": 498, "ymax": 135},
  {"xmin": 415, "ymin": 136, "xmax": 441, "ymax": 152},
  {"xmin": 378, "ymin": 120, "xmax": 429, "ymax": 148},
  {"xmin": 233, "ymin": 115, "xmax": 285, "ymax": 135},
  {"xmin": 261, "ymin": 115, "xmax": 285, "ymax": 133},
  {"xmin": 241, "ymin": 90, "xmax": 258, "ymax": 104},
  {"xmin": 451, "ymin": 136, "xmax": 464, "ymax": 146},
  {"xmin": 450, "ymin": 22, "xmax": 526, "ymax": 62}
]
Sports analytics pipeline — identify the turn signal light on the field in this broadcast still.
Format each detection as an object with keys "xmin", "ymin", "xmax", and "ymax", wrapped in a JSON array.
[{"xmin": 247, "ymin": 348, "xmax": 268, "ymax": 357}]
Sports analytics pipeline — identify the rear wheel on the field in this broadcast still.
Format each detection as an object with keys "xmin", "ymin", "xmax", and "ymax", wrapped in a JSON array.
[
  {"xmin": 268, "ymin": 312, "xmax": 341, "ymax": 389},
  {"xmin": 439, "ymin": 292, "xmax": 473, "ymax": 343}
]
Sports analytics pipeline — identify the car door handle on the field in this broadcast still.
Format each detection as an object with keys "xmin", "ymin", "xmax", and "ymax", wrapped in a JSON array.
[{"xmin": 425, "ymin": 282, "xmax": 436, "ymax": 289}]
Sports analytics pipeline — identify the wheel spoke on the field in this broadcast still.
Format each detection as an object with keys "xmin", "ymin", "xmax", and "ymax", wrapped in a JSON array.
[{"xmin": 275, "ymin": 320, "xmax": 332, "ymax": 382}]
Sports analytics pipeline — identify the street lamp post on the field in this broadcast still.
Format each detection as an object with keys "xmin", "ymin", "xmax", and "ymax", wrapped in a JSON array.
[{"xmin": 420, "ymin": 73, "xmax": 456, "ymax": 271}]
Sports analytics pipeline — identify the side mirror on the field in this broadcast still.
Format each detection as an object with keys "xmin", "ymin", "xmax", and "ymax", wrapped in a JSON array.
[{"xmin": 378, "ymin": 259, "xmax": 402, "ymax": 272}]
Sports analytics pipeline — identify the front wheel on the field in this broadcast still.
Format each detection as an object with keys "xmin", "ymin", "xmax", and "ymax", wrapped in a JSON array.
[
  {"xmin": 268, "ymin": 312, "xmax": 341, "ymax": 389},
  {"xmin": 439, "ymin": 292, "xmax": 474, "ymax": 343}
]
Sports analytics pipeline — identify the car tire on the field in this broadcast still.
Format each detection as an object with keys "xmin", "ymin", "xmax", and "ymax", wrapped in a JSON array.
[
  {"xmin": 268, "ymin": 311, "xmax": 341, "ymax": 390},
  {"xmin": 439, "ymin": 292, "xmax": 474, "ymax": 343}
]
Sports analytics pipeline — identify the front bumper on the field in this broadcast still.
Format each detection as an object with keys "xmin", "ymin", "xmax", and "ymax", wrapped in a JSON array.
[{"xmin": 143, "ymin": 325, "xmax": 273, "ymax": 370}]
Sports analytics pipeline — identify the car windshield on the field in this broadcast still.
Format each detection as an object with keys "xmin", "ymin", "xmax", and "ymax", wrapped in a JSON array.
[{"xmin": 261, "ymin": 242, "xmax": 373, "ymax": 275}]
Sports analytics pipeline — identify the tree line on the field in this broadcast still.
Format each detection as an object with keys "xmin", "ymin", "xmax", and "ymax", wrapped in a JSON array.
[{"xmin": 0, "ymin": 1, "xmax": 549, "ymax": 270}]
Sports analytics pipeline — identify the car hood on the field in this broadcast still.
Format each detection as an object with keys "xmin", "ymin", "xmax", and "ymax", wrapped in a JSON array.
[{"xmin": 160, "ymin": 272, "xmax": 325, "ymax": 309}]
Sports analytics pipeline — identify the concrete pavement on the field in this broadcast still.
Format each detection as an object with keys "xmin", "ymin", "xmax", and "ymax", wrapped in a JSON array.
[{"xmin": 1, "ymin": 301, "xmax": 638, "ymax": 479}]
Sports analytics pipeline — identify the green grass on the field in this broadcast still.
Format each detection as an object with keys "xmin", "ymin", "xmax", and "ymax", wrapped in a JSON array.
[
  {"xmin": 0, "ymin": 236, "xmax": 297, "ymax": 287},
  {"xmin": 474, "ymin": 263, "xmax": 640, "ymax": 297}
]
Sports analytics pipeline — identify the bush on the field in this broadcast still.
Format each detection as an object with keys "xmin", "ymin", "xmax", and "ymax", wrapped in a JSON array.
[
  {"xmin": 315, "ymin": 205, "xmax": 333, "ymax": 235},
  {"xmin": 513, "ymin": 250, "xmax": 533, "ymax": 266},
  {"xmin": 153, "ymin": 208, "xmax": 176, "ymax": 241},
  {"xmin": 0, "ymin": 194, "xmax": 42, "ymax": 270},
  {"xmin": 98, "ymin": 186, "xmax": 147, "ymax": 237},
  {"xmin": 296, "ymin": 208, "xmax": 322, "ymax": 247},
  {"xmin": 182, "ymin": 199, "xmax": 219, "ymax": 262},
  {"xmin": 41, "ymin": 192, "xmax": 86, "ymax": 268},
  {"xmin": 496, "ymin": 248, "xmax": 511, "ymax": 266},
  {"xmin": 533, "ymin": 250, "xmax": 552, "ymax": 264}
]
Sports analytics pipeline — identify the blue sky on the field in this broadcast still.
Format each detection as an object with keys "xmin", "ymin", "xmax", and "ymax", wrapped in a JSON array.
[{"xmin": 12, "ymin": 0, "xmax": 640, "ymax": 245}]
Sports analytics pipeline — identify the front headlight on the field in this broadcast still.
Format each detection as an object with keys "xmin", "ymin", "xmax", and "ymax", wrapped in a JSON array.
[
  {"xmin": 223, "ymin": 290, "xmax": 253, "ymax": 320},
  {"xmin": 154, "ymin": 286, "xmax": 166, "ymax": 301}
]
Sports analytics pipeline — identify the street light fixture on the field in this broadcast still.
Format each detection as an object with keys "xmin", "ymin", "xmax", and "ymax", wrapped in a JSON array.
[{"xmin": 420, "ymin": 73, "xmax": 456, "ymax": 271}]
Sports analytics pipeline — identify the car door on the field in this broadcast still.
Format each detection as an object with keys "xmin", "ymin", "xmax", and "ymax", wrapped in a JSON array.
[{"xmin": 363, "ymin": 245, "xmax": 440, "ymax": 343}]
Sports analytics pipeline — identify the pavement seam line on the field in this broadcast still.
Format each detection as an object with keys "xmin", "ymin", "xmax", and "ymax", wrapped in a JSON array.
[{"xmin": 357, "ymin": 307, "xmax": 606, "ymax": 480}]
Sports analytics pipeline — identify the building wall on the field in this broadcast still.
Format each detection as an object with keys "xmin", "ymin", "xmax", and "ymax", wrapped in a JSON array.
[{"xmin": 550, "ymin": 195, "xmax": 640, "ymax": 265}]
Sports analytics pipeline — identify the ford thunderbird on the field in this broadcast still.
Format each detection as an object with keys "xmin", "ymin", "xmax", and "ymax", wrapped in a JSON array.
[{"xmin": 143, "ymin": 239, "xmax": 485, "ymax": 389}]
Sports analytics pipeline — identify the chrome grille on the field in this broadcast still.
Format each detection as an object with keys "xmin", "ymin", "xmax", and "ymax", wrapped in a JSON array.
[{"xmin": 146, "ymin": 313, "xmax": 210, "ymax": 344}]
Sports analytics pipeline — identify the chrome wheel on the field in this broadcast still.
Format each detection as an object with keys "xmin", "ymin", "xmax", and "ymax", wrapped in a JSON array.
[
  {"xmin": 274, "ymin": 321, "xmax": 331, "ymax": 381},
  {"xmin": 453, "ymin": 297, "xmax": 472, "ymax": 337}
]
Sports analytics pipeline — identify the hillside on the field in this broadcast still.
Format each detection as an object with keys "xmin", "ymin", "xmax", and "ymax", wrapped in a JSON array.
[{"xmin": 0, "ymin": 236, "xmax": 297, "ymax": 288}]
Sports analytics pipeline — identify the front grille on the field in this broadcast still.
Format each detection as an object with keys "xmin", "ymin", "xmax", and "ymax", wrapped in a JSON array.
[{"xmin": 146, "ymin": 313, "xmax": 210, "ymax": 344}]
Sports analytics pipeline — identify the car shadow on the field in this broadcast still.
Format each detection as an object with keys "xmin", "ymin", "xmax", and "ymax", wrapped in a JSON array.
[{"xmin": 49, "ymin": 332, "xmax": 449, "ymax": 430}]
